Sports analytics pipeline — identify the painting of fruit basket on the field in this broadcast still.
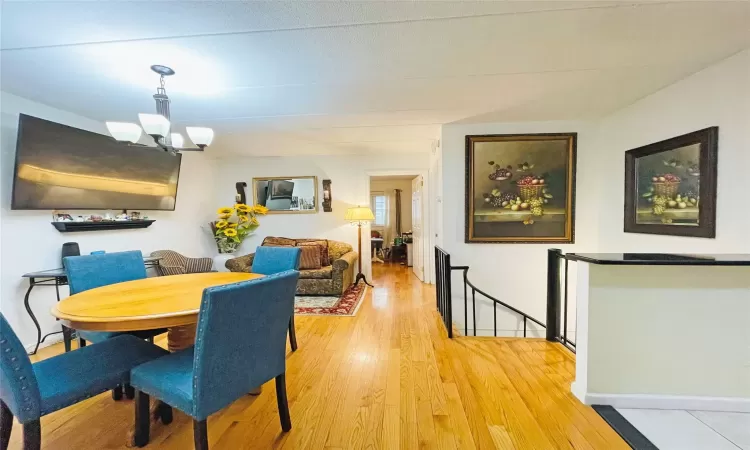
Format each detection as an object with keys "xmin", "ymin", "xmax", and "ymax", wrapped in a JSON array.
[
  {"xmin": 624, "ymin": 127, "xmax": 718, "ymax": 238},
  {"xmin": 465, "ymin": 133, "xmax": 577, "ymax": 243}
]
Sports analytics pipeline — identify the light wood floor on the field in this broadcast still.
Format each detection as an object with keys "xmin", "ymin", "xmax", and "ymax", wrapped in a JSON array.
[{"xmin": 15, "ymin": 263, "xmax": 627, "ymax": 449}]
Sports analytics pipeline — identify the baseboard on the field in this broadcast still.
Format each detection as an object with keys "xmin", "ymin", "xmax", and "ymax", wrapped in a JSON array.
[{"xmin": 579, "ymin": 392, "xmax": 750, "ymax": 413}]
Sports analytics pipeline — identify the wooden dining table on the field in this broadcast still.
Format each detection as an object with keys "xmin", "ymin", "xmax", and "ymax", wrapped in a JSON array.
[
  {"xmin": 51, "ymin": 272, "xmax": 265, "ymax": 445},
  {"xmin": 52, "ymin": 272, "xmax": 263, "ymax": 352}
]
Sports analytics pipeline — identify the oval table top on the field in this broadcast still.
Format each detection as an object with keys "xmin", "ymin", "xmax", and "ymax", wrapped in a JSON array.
[{"xmin": 51, "ymin": 272, "xmax": 263, "ymax": 332}]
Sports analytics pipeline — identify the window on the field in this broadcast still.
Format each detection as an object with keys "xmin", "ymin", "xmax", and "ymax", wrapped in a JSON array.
[{"xmin": 371, "ymin": 193, "xmax": 387, "ymax": 227}]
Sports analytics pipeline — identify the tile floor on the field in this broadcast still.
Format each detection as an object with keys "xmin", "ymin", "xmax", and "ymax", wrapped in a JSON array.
[{"xmin": 617, "ymin": 408, "xmax": 750, "ymax": 450}]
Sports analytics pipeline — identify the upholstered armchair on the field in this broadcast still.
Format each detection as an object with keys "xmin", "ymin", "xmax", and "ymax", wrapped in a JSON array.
[
  {"xmin": 130, "ymin": 271, "xmax": 299, "ymax": 450},
  {"xmin": 0, "ymin": 314, "xmax": 167, "ymax": 450},
  {"xmin": 150, "ymin": 250, "xmax": 213, "ymax": 276}
]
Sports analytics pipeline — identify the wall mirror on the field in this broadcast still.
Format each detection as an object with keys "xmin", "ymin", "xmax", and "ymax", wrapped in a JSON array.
[{"xmin": 252, "ymin": 176, "xmax": 318, "ymax": 214}]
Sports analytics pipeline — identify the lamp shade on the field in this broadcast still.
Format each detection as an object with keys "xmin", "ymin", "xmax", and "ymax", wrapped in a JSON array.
[
  {"xmin": 105, "ymin": 122, "xmax": 142, "ymax": 143},
  {"xmin": 186, "ymin": 127, "xmax": 214, "ymax": 147},
  {"xmin": 170, "ymin": 132, "xmax": 184, "ymax": 148},
  {"xmin": 138, "ymin": 113, "xmax": 171, "ymax": 138},
  {"xmin": 345, "ymin": 206, "xmax": 375, "ymax": 223}
]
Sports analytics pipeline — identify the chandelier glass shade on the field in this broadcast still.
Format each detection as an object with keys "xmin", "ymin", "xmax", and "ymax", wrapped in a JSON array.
[
  {"xmin": 185, "ymin": 127, "xmax": 214, "ymax": 148},
  {"xmin": 105, "ymin": 65, "xmax": 213, "ymax": 153},
  {"xmin": 105, "ymin": 122, "xmax": 142, "ymax": 143}
]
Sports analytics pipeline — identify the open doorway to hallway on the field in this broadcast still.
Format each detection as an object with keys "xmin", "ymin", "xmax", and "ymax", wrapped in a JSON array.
[{"xmin": 368, "ymin": 174, "xmax": 426, "ymax": 283}]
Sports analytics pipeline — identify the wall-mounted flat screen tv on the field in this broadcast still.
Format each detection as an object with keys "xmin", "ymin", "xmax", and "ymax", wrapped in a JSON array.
[{"xmin": 11, "ymin": 114, "xmax": 182, "ymax": 210}]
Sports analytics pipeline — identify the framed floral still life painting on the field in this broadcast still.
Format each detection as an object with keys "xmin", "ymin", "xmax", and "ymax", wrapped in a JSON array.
[
  {"xmin": 624, "ymin": 127, "xmax": 718, "ymax": 238},
  {"xmin": 465, "ymin": 133, "xmax": 577, "ymax": 243}
]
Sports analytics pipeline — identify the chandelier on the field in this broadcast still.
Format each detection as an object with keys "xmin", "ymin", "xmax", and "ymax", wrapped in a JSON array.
[{"xmin": 105, "ymin": 65, "xmax": 214, "ymax": 154}]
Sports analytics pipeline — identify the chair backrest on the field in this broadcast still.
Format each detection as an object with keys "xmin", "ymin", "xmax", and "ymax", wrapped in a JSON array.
[
  {"xmin": 64, "ymin": 250, "xmax": 147, "ymax": 295},
  {"xmin": 191, "ymin": 270, "xmax": 300, "ymax": 419},
  {"xmin": 251, "ymin": 246, "xmax": 301, "ymax": 275},
  {"xmin": 150, "ymin": 250, "xmax": 188, "ymax": 268},
  {"xmin": 0, "ymin": 314, "xmax": 41, "ymax": 423}
]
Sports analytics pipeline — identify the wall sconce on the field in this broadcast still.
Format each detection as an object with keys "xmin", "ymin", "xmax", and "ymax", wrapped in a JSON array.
[{"xmin": 322, "ymin": 179, "xmax": 332, "ymax": 212}]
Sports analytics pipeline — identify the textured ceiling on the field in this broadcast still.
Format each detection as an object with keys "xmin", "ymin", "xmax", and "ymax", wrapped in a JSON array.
[{"xmin": 2, "ymin": 1, "xmax": 749, "ymax": 156}]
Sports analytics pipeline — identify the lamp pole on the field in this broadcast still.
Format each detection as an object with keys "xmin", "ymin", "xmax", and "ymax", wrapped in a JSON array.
[{"xmin": 354, "ymin": 221, "xmax": 374, "ymax": 287}]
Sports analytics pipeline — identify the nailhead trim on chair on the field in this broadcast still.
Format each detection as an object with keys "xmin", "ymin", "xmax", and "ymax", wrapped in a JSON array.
[{"xmin": 1, "ymin": 338, "xmax": 36, "ymax": 415}]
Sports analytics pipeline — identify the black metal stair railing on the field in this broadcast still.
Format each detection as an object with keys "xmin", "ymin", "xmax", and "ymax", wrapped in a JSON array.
[
  {"xmin": 434, "ymin": 246, "xmax": 545, "ymax": 338},
  {"xmin": 546, "ymin": 248, "xmax": 577, "ymax": 353}
]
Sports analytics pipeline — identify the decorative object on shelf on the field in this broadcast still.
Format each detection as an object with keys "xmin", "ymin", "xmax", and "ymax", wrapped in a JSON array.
[
  {"xmin": 624, "ymin": 127, "xmax": 718, "ymax": 238},
  {"xmin": 54, "ymin": 213, "xmax": 74, "ymax": 222},
  {"xmin": 322, "ymin": 179, "xmax": 332, "ymax": 212},
  {"xmin": 466, "ymin": 133, "xmax": 577, "ymax": 243},
  {"xmin": 52, "ymin": 220, "xmax": 156, "ymax": 232},
  {"xmin": 129, "ymin": 211, "xmax": 141, "ymax": 220},
  {"xmin": 235, "ymin": 181, "xmax": 247, "ymax": 204},
  {"xmin": 252, "ymin": 176, "xmax": 318, "ymax": 214},
  {"xmin": 345, "ymin": 206, "xmax": 375, "ymax": 287},
  {"xmin": 105, "ymin": 65, "xmax": 214, "ymax": 154},
  {"xmin": 209, "ymin": 203, "xmax": 268, "ymax": 270}
]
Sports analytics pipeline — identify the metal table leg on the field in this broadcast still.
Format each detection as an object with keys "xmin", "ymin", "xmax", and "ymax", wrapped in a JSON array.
[{"xmin": 23, "ymin": 280, "xmax": 42, "ymax": 356}]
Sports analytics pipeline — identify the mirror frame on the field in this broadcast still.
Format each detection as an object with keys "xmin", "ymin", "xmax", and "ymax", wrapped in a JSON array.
[{"xmin": 252, "ymin": 176, "xmax": 319, "ymax": 214}]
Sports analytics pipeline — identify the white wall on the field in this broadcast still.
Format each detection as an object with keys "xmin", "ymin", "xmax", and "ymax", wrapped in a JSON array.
[
  {"xmin": 213, "ymin": 154, "xmax": 430, "ymax": 280},
  {"xmin": 439, "ymin": 49, "xmax": 750, "ymax": 337},
  {"xmin": 595, "ymin": 49, "xmax": 750, "ymax": 253},
  {"xmin": 0, "ymin": 92, "xmax": 217, "ymax": 348},
  {"xmin": 441, "ymin": 120, "xmax": 599, "ymax": 336}
]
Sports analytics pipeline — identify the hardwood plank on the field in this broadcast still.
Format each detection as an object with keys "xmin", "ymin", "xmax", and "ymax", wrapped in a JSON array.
[{"xmin": 18, "ymin": 263, "xmax": 627, "ymax": 450}]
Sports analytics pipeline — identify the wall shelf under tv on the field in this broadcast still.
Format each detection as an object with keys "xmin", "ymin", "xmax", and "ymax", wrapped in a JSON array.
[{"xmin": 52, "ymin": 220, "xmax": 156, "ymax": 233}]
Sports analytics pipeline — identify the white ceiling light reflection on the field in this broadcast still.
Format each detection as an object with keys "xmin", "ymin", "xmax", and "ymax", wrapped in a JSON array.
[{"xmin": 78, "ymin": 42, "xmax": 227, "ymax": 97}]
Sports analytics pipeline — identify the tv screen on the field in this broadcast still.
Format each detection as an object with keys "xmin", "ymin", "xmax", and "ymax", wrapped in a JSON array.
[{"xmin": 11, "ymin": 114, "xmax": 182, "ymax": 210}]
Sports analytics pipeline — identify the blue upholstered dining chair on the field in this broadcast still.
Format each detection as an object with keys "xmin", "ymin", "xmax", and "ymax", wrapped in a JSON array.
[
  {"xmin": 63, "ymin": 250, "xmax": 168, "ymax": 400},
  {"xmin": 250, "ymin": 246, "xmax": 302, "ymax": 351},
  {"xmin": 130, "ymin": 270, "xmax": 300, "ymax": 450},
  {"xmin": 0, "ymin": 314, "xmax": 167, "ymax": 450}
]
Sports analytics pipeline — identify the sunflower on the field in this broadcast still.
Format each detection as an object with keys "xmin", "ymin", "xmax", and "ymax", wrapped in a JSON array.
[
  {"xmin": 235, "ymin": 204, "xmax": 252, "ymax": 213},
  {"xmin": 227, "ymin": 222, "xmax": 238, "ymax": 228},
  {"xmin": 217, "ymin": 207, "xmax": 233, "ymax": 215},
  {"xmin": 218, "ymin": 214, "xmax": 231, "ymax": 220},
  {"xmin": 223, "ymin": 228, "xmax": 238, "ymax": 237},
  {"xmin": 238, "ymin": 215, "xmax": 249, "ymax": 223},
  {"xmin": 250, "ymin": 216, "xmax": 259, "ymax": 226},
  {"xmin": 253, "ymin": 204, "xmax": 269, "ymax": 215},
  {"xmin": 215, "ymin": 220, "xmax": 229, "ymax": 229}
]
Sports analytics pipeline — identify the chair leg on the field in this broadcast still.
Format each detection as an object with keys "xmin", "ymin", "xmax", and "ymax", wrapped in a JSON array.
[
  {"xmin": 62, "ymin": 326, "xmax": 72, "ymax": 353},
  {"xmin": 275, "ymin": 374, "xmax": 292, "ymax": 432},
  {"xmin": 158, "ymin": 402, "xmax": 173, "ymax": 425},
  {"xmin": 288, "ymin": 316, "xmax": 298, "ymax": 352},
  {"xmin": 134, "ymin": 391, "xmax": 150, "ymax": 448},
  {"xmin": 124, "ymin": 384, "xmax": 135, "ymax": 400},
  {"xmin": 1, "ymin": 400, "xmax": 13, "ymax": 450},
  {"xmin": 22, "ymin": 420, "xmax": 40, "ymax": 450},
  {"xmin": 112, "ymin": 385, "xmax": 123, "ymax": 401},
  {"xmin": 193, "ymin": 419, "xmax": 208, "ymax": 450},
  {"xmin": 78, "ymin": 337, "xmax": 86, "ymax": 348}
]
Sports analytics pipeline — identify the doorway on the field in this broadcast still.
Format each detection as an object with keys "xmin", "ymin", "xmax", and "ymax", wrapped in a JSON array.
[{"xmin": 368, "ymin": 174, "xmax": 427, "ymax": 282}]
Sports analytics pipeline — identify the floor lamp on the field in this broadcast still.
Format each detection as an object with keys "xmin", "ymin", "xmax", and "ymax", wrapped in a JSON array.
[{"xmin": 345, "ymin": 206, "xmax": 375, "ymax": 287}]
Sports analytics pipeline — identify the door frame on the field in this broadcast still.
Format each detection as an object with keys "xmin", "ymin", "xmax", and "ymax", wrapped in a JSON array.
[{"xmin": 365, "ymin": 169, "xmax": 433, "ymax": 284}]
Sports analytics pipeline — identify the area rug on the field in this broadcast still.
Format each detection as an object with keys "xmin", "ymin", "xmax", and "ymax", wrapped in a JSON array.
[{"xmin": 294, "ymin": 284, "xmax": 367, "ymax": 316}]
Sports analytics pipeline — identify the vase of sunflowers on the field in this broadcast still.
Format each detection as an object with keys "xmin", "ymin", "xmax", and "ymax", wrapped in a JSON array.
[{"xmin": 210, "ymin": 203, "xmax": 268, "ymax": 271}]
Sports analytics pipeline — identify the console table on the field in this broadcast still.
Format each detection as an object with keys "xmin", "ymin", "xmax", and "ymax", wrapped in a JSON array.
[
  {"xmin": 567, "ymin": 253, "xmax": 750, "ymax": 412},
  {"xmin": 21, "ymin": 256, "xmax": 162, "ymax": 355}
]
